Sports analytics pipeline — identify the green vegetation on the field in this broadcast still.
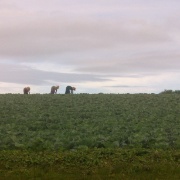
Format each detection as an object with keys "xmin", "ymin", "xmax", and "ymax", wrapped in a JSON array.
[
  {"xmin": 160, "ymin": 89, "xmax": 180, "ymax": 94},
  {"xmin": 1, "ymin": 94, "xmax": 180, "ymax": 150},
  {"xmin": 0, "ymin": 94, "xmax": 180, "ymax": 179},
  {"xmin": 0, "ymin": 149, "xmax": 180, "ymax": 179}
]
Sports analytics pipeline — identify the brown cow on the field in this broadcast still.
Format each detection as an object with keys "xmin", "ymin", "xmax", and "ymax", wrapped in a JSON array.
[
  {"xmin": 50, "ymin": 85, "xmax": 59, "ymax": 94},
  {"xmin": 23, "ymin": 87, "xmax": 30, "ymax": 94}
]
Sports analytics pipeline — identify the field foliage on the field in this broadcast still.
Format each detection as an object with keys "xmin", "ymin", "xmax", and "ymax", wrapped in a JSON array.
[{"xmin": 0, "ymin": 94, "xmax": 180, "ymax": 150}]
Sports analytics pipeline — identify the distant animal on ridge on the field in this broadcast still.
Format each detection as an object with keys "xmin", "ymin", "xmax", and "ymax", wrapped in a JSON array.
[
  {"xmin": 23, "ymin": 87, "xmax": 30, "ymax": 94},
  {"xmin": 65, "ymin": 86, "xmax": 76, "ymax": 94},
  {"xmin": 50, "ymin": 86, "xmax": 59, "ymax": 94}
]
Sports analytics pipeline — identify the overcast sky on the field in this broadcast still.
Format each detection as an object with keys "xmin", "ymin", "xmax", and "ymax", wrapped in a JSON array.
[{"xmin": 0, "ymin": 0, "xmax": 180, "ymax": 94}]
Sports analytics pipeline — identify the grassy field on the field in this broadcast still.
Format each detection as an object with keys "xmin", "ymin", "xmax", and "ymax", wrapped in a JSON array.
[
  {"xmin": 0, "ymin": 94, "xmax": 180, "ymax": 179},
  {"xmin": 0, "ymin": 149, "xmax": 180, "ymax": 179}
]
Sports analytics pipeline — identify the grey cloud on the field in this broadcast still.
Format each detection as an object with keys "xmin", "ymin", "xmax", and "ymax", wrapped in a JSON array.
[
  {"xmin": 103, "ymin": 85, "xmax": 146, "ymax": 88},
  {"xmin": 0, "ymin": 10, "xmax": 171, "ymax": 59},
  {"xmin": 0, "ymin": 0, "xmax": 180, "ymax": 84},
  {"xmin": 75, "ymin": 51, "xmax": 180, "ymax": 74},
  {"xmin": 0, "ymin": 63, "xmax": 108, "ymax": 85}
]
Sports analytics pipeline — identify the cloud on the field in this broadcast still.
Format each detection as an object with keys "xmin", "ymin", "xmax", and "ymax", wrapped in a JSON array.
[
  {"xmin": 74, "ymin": 50, "xmax": 180, "ymax": 74},
  {"xmin": 103, "ymin": 85, "xmax": 145, "ymax": 88},
  {"xmin": 0, "ymin": 63, "xmax": 108, "ymax": 85},
  {"xmin": 0, "ymin": 1, "xmax": 172, "ymax": 60},
  {"xmin": 0, "ymin": 19, "xmax": 168, "ymax": 56},
  {"xmin": 0, "ymin": 0, "xmax": 180, "ymax": 94}
]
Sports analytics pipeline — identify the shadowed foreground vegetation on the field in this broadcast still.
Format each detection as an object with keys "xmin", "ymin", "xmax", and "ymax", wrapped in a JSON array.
[{"xmin": 0, "ymin": 149, "xmax": 180, "ymax": 179}]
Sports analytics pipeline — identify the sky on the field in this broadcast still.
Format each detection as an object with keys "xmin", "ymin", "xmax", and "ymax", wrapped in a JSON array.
[{"xmin": 0, "ymin": 0, "xmax": 180, "ymax": 94}]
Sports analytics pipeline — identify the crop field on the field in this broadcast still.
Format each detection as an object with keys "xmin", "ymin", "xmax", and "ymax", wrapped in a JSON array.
[
  {"xmin": 1, "ymin": 93, "xmax": 180, "ymax": 150},
  {"xmin": 0, "ymin": 94, "xmax": 180, "ymax": 179}
]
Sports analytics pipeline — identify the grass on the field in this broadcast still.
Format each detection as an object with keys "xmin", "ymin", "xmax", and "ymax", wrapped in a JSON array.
[
  {"xmin": 0, "ymin": 148, "xmax": 179, "ymax": 179},
  {"xmin": 0, "ymin": 94, "xmax": 180, "ymax": 179}
]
